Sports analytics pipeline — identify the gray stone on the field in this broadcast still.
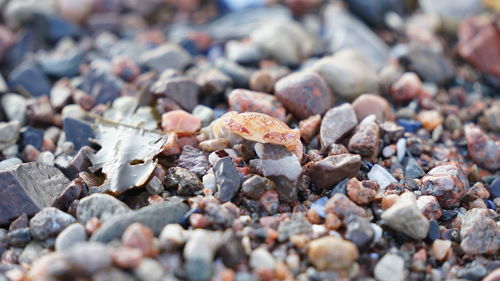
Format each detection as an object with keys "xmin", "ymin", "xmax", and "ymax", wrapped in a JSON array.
[
  {"xmin": 0, "ymin": 162, "xmax": 70, "ymax": 225},
  {"xmin": 309, "ymin": 49, "xmax": 380, "ymax": 100},
  {"xmin": 1, "ymin": 94, "xmax": 26, "ymax": 125},
  {"xmin": 29, "ymin": 207, "xmax": 76, "ymax": 240},
  {"xmin": 165, "ymin": 167, "xmax": 203, "ymax": 196},
  {"xmin": 250, "ymin": 247, "xmax": 276, "ymax": 270},
  {"xmin": 177, "ymin": 145, "xmax": 210, "ymax": 177},
  {"xmin": 323, "ymin": 4, "xmax": 390, "ymax": 70},
  {"xmin": 91, "ymin": 200, "xmax": 189, "ymax": 243},
  {"xmin": 406, "ymin": 45, "xmax": 454, "ymax": 85},
  {"xmin": 0, "ymin": 157, "xmax": 21, "ymax": 170},
  {"xmin": 135, "ymin": 258, "xmax": 165, "ymax": 281},
  {"xmin": 76, "ymin": 193, "xmax": 131, "ymax": 224},
  {"xmin": 419, "ymin": 0, "xmax": 482, "ymax": 23},
  {"xmin": 215, "ymin": 58, "xmax": 252, "ymax": 87},
  {"xmin": 345, "ymin": 216, "xmax": 375, "ymax": 251},
  {"xmin": 140, "ymin": 44, "xmax": 191, "ymax": 72},
  {"xmin": 8, "ymin": 61, "xmax": 52, "ymax": 97},
  {"xmin": 381, "ymin": 192, "xmax": 429, "ymax": 240},
  {"xmin": 18, "ymin": 241, "xmax": 44, "ymax": 264},
  {"xmin": 367, "ymin": 164, "xmax": 397, "ymax": 189},
  {"xmin": 214, "ymin": 157, "xmax": 241, "ymax": 202},
  {"xmin": 277, "ymin": 213, "xmax": 312, "ymax": 242},
  {"xmin": 374, "ymin": 253, "xmax": 407, "ymax": 281},
  {"xmin": 192, "ymin": 105, "xmax": 214, "ymax": 128},
  {"xmin": 0, "ymin": 121, "xmax": 20, "ymax": 150},
  {"xmin": 63, "ymin": 242, "xmax": 112, "ymax": 275},
  {"xmin": 319, "ymin": 103, "xmax": 358, "ymax": 149},
  {"xmin": 184, "ymin": 230, "xmax": 222, "ymax": 281},
  {"xmin": 225, "ymin": 40, "xmax": 263, "ymax": 65},
  {"xmin": 55, "ymin": 223, "xmax": 87, "ymax": 251}
]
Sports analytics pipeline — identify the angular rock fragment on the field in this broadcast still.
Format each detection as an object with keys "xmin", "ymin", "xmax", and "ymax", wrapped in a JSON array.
[
  {"xmin": 460, "ymin": 208, "xmax": 500, "ymax": 255},
  {"xmin": 421, "ymin": 163, "xmax": 469, "ymax": 208},
  {"xmin": 177, "ymin": 145, "xmax": 210, "ymax": 177},
  {"xmin": 214, "ymin": 157, "xmax": 240, "ymax": 202},
  {"xmin": 348, "ymin": 121, "xmax": 380, "ymax": 162},
  {"xmin": 62, "ymin": 117, "xmax": 94, "ymax": 151},
  {"xmin": 150, "ymin": 76, "xmax": 199, "ymax": 111},
  {"xmin": 320, "ymin": 103, "xmax": 358, "ymax": 149},
  {"xmin": 228, "ymin": 89, "xmax": 286, "ymax": 121},
  {"xmin": 464, "ymin": 124, "xmax": 500, "ymax": 170},
  {"xmin": 165, "ymin": 167, "xmax": 203, "ymax": 196},
  {"xmin": 0, "ymin": 162, "xmax": 69, "ymax": 225},
  {"xmin": 308, "ymin": 154, "xmax": 361, "ymax": 189},
  {"xmin": 381, "ymin": 192, "xmax": 429, "ymax": 240}
]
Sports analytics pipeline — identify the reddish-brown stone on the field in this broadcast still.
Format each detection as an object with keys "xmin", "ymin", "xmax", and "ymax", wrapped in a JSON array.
[
  {"xmin": 464, "ymin": 124, "xmax": 500, "ymax": 170},
  {"xmin": 228, "ymin": 89, "xmax": 286, "ymax": 121},
  {"xmin": 299, "ymin": 114, "xmax": 321, "ymax": 143},
  {"xmin": 121, "ymin": 223, "xmax": 158, "ymax": 257},
  {"xmin": 274, "ymin": 72, "xmax": 334, "ymax": 120},
  {"xmin": 390, "ymin": 72, "xmax": 422, "ymax": 102},
  {"xmin": 308, "ymin": 154, "xmax": 361, "ymax": 189},
  {"xmin": 352, "ymin": 94, "xmax": 395, "ymax": 122},
  {"xmin": 325, "ymin": 193, "xmax": 368, "ymax": 220},
  {"xmin": 346, "ymin": 178, "xmax": 376, "ymax": 206},
  {"xmin": 421, "ymin": 163, "xmax": 469, "ymax": 208},
  {"xmin": 458, "ymin": 16, "xmax": 500, "ymax": 78},
  {"xmin": 348, "ymin": 122, "xmax": 380, "ymax": 162}
]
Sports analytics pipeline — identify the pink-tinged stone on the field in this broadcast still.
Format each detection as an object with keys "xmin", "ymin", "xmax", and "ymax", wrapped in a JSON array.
[
  {"xmin": 122, "ymin": 223, "xmax": 158, "ymax": 257},
  {"xmin": 228, "ymin": 89, "xmax": 286, "ymax": 121},
  {"xmin": 319, "ymin": 103, "xmax": 358, "ymax": 149},
  {"xmin": 464, "ymin": 124, "xmax": 500, "ymax": 170},
  {"xmin": 352, "ymin": 94, "xmax": 395, "ymax": 122},
  {"xmin": 161, "ymin": 110, "xmax": 201, "ymax": 136},
  {"xmin": 348, "ymin": 121, "xmax": 380, "ymax": 162},
  {"xmin": 390, "ymin": 72, "xmax": 422, "ymax": 102},
  {"xmin": 274, "ymin": 72, "xmax": 334, "ymax": 120},
  {"xmin": 299, "ymin": 114, "xmax": 321, "ymax": 143},
  {"xmin": 460, "ymin": 208, "xmax": 500, "ymax": 255},
  {"xmin": 416, "ymin": 195, "xmax": 442, "ymax": 220},
  {"xmin": 458, "ymin": 16, "xmax": 500, "ymax": 78},
  {"xmin": 421, "ymin": 163, "xmax": 469, "ymax": 208},
  {"xmin": 416, "ymin": 110, "xmax": 443, "ymax": 131}
]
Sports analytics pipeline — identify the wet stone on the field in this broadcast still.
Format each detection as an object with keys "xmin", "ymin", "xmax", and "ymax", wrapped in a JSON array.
[
  {"xmin": 464, "ymin": 124, "xmax": 500, "ymax": 171},
  {"xmin": 421, "ymin": 163, "xmax": 469, "ymax": 208},
  {"xmin": 277, "ymin": 213, "xmax": 312, "ymax": 242},
  {"xmin": 460, "ymin": 208, "xmax": 500, "ymax": 255},
  {"xmin": 348, "ymin": 121, "xmax": 380, "ymax": 162},
  {"xmin": 76, "ymin": 193, "xmax": 131, "ymax": 224},
  {"xmin": 381, "ymin": 192, "xmax": 429, "ymax": 240},
  {"xmin": 274, "ymin": 72, "xmax": 334, "ymax": 120},
  {"xmin": 177, "ymin": 145, "xmax": 210, "ymax": 177},
  {"xmin": 165, "ymin": 167, "xmax": 203, "ymax": 196},
  {"xmin": 320, "ymin": 103, "xmax": 358, "ymax": 149},
  {"xmin": 0, "ymin": 162, "xmax": 70, "ymax": 225},
  {"xmin": 228, "ymin": 89, "xmax": 286, "ymax": 121},
  {"xmin": 309, "ymin": 154, "xmax": 361, "ymax": 189},
  {"xmin": 214, "ymin": 157, "xmax": 241, "ymax": 202},
  {"xmin": 29, "ymin": 207, "xmax": 76, "ymax": 241}
]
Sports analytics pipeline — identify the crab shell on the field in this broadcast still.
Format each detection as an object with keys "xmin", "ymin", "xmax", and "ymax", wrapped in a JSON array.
[{"xmin": 212, "ymin": 111, "xmax": 303, "ymax": 160}]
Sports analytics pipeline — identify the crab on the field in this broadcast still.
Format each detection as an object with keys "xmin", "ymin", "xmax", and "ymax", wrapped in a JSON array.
[{"xmin": 212, "ymin": 111, "xmax": 303, "ymax": 160}]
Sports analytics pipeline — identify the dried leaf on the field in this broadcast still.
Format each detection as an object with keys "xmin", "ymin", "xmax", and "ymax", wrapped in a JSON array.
[
  {"xmin": 103, "ymin": 96, "xmax": 157, "ymax": 130},
  {"xmin": 88, "ymin": 123, "xmax": 168, "ymax": 194}
]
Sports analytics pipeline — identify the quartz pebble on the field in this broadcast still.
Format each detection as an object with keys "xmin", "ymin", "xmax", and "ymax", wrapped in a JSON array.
[
  {"xmin": 367, "ymin": 164, "xmax": 397, "ymax": 189},
  {"xmin": 307, "ymin": 236, "xmax": 359, "ymax": 273},
  {"xmin": 374, "ymin": 253, "xmax": 407, "ymax": 281},
  {"xmin": 161, "ymin": 110, "xmax": 201, "ymax": 136},
  {"xmin": 381, "ymin": 192, "xmax": 429, "ymax": 240}
]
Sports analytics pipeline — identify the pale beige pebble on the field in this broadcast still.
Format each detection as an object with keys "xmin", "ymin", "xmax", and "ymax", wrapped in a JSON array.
[
  {"xmin": 199, "ymin": 138, "xmax": 229, "ymax": 152},
  {"xmin": 416, "ymin": 110, "xmax": 443, "ymax": 131},
  {"xmin": 56, "ymin": 0, "xmax": 93, "ymax": 23},
  {"xmin": 307, "ymin": 236, "xmax": 358, "ymax": 274},
  {"xmin": 161, "ymin": 110, "xmax": 201, "ymax": 136},
  {"xmin": 381, "ymin": 192, "xmax": 429, "ymax": 240},
  {"xmin": 374, "ymin": 253, "xmax": 407, "ymax": 281},
  {"xmin": 432, "ymin": 239, "xmax": 451, "ymax": 261}
]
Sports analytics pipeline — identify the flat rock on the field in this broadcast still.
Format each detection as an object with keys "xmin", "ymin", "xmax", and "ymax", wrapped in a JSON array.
[
  {"xmin": 90, "ymin": 200, "xmax": 189, "ymax": 243},
  {"xmin": 381, "ymin": 192, "xmax": 429, "ymax": 240},
  {"xmin": 308, "ymin": 154, "xmax": 361, "ymax": 189},
  {"xmin": 150, "ymin": 76, "xmax": 199, "ymax": 112},
  {"xmin": 140, "ymin": 44, "xmax": 191, "ymax": 72},
  {"xmin": 0, "ymin": 162, "xmax": 69, "ymax": 225},
  {"xmin": 8, "ymin": 61, "xmax": 51, "ymax": 97},
  {"xmin": 320, "ymin": 103, "xmax": 358, "ymax": 149}
]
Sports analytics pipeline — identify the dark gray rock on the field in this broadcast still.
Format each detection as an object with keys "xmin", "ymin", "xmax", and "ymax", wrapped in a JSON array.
[
  {"xmin": 165, "ymin": 167, "xmax": 203, "ymax": 196},
  {"xmin": 80, "ymin": 64, "xmax": 123, "ymax": 104},
  {"xmin": 0, "ymin": 162, "xmax": 70, "ymax": 225},
  {"xmin": 150, "ymin": 76, "xmax": 199, "ymax": 111},
  {"xmin": 63, "ymin": 118, "xmax": 94, "ymax": 151},
  {"xmin": 214, "ymin": 157, "xmax": 241, "ymax": 202},
  {"xmin": 90, "ymin": 200, "xmax": 189, "ymax": 243},
  {"xmin": 19, "ymin": 126, "xmax": 44, "ymax": 150},
  {"xmin": 56, "ymin": 146, "xmax": 95, "ymax": 180},
  {"xmin": 406, "ymin": 45, "xmax": 454, "ymax": 85},
  {"xmin": 404, "ymin": 157, "xmax": 425, "ymax": 179},
  {"xmin": 345, "ymin": 216, "xmax": 374, "ymax": 251},
  {"xmin": 29, "ymin": 207, "xmax": 76, "ymax": 240},
  {"xmin": 8, "ymin": 61, "xmax": 51, "ymax": 97},
  {"xmin": 140, "ymin": 44, "xmax": 191, "ymax": 72}
]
